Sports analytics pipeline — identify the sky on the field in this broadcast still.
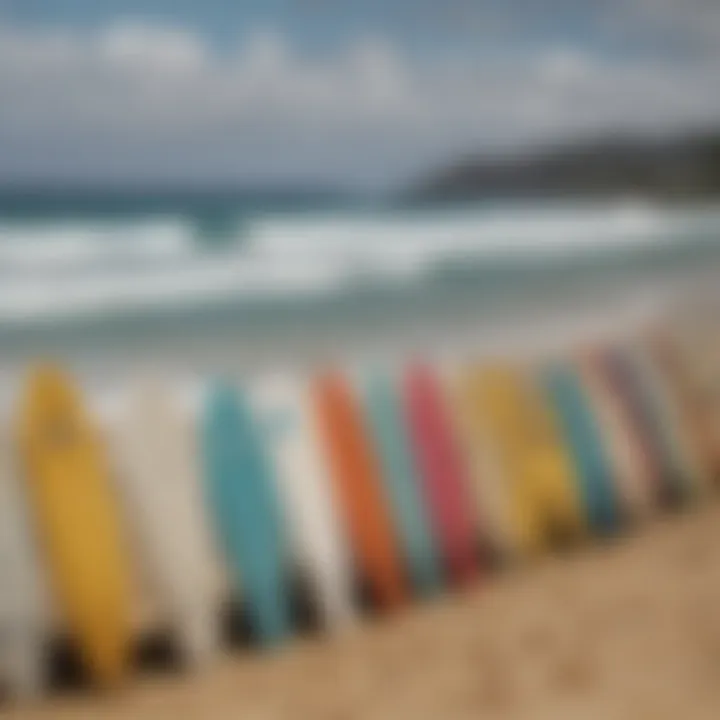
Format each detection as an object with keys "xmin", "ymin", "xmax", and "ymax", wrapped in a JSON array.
[{"xmin": 0, "ymin": 0, "xmax": 719, "ymax": 189}]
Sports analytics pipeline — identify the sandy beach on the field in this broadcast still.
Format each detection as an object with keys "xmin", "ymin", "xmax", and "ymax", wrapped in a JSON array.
[{"xmin": 4, "ymin": 501, "xmax": 720, "ymax": 720}]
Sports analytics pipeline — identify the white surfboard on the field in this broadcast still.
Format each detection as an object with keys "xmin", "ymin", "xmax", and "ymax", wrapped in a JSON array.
[
  {"xmin": 252, "ymin": 375, "xmax": 355, "ymax": 632},
  {"xmin": 102, "ymin": 378, "xmax": 223, "ymax": 667},
  {"xmin": 0, "ymin": 417, "xmax": 48, "ymax": 699}
]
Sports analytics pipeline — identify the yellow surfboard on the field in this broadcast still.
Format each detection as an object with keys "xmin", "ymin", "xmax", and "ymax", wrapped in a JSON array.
[
  {"xmin": 449, "ymin": 365, "xmax": 517, "ymax": 560},
  {"xmin": 17, "ymin": 366, "xmax": 131, "ymax": 687},
  {"xmin": 457, "ymin": 363, "xmax": 585, "ymax": 558}
]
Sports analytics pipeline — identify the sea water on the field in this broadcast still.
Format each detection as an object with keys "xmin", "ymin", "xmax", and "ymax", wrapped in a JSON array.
[{"xmin": 0, "ymin": 192, "xmax": 719, "ymax": 381}]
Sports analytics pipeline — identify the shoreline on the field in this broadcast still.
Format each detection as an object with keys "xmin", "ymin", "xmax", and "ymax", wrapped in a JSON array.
[{"xmin": 0, "ymin": 257, "xmax": 717, "ymax": 382}]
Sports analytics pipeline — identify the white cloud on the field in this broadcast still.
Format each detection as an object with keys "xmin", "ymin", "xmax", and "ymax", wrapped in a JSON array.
[
  {"xmin": 0, "ymin": 21, "xmax": 719, "ymax": 187},
  {"xmin": 539, "ymin": 49, "xmax": 595, "ymax": 88},
  {"xmin": 98, "ymin": 23, "xmax": 207, "ymax": 75},
  {"xmin": 625, "ymin": 0, "xmax": 720, "ymax": 49}
]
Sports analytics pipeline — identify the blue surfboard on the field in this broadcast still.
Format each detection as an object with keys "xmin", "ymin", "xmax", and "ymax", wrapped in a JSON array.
[
  {"xmin": 361, "ymin": 373, "xmax": 442, "ymax": 595},
  {"xmin": 201, "ymin": 381, "xmax": 291, "ymax": 646},
  {"xmin": 542, "ymin": 364, "xmax": 620, "ymax": 534}
]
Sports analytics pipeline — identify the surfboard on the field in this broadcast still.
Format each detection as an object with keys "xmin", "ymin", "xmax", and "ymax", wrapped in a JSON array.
[
  {"xmin": 0, "ymin": 421, "xmax": 47, "ymax": 699},
  {"xmin": 252, "ymin": 375, "xmax": 356, "ymax": 631},
  {"xmin": 629, "ymin": 347, "xmax": 697, "ymax": 504},
  {"xmin": 651, "ymin": 331, "xmax": 720, "ymax": 485},
  {"xmin": 463, "ymin": 364, "xmax": 585, "ymax": 557},
  {"xmin": 677, "ymin": 325, "xmax": 720, "ymax": 472},
  {"xmin": 540, "ymin": 363, "xmax": 620, "ymax": 534},
  {"xmin": 105, "ymin": 379, "xmax": 221, "ymax": 667},
  {"xmin": 575, "ymin": 357, "xmax": 655, "ymax": 521},
  {"xmin": 361, "ymin": 372, "xmax": 442, "ymax": 595},
  {"xmin": 594, "ymin": 348, "xmax": 678, "ymax": 509},
  {"xmin": 312, "ymin": 372, "xmax": 407, "ymax": 611},
  {"xmin": 16, "ymin": 365, "xmax": 131, "ymax": 688},
  {"xmin": 402, "ymin": 365, "xmax": 479, "ymax": 586},
  {"xmin": 201, "ymin": 382, "xmax": 291, "ymax": 646},
  {"xmin": 629, "ymin": 344, "xmax": 711, "ymax": 501},
  {"xmin": 450, "ymin": 365, "xmax": 522, "ymax": 561},
  {"xmin": 92, "ymin": 389, "xmax": 166, "ymax": 645}
]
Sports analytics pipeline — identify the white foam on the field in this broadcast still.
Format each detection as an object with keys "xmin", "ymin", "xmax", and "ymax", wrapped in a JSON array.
[
  {"xmin": 0, "ymin": 201, "xmax": 718, "ymax": 324},
  {"xmin": 0, "ymin": 255, "xmax": 347, "ymax": 322},
  {"xmin": 249, "ymin": 202, "xmax": 669, "ymax": 257},
  {"xmin": 242, "ymin": 201, "xmax": 720, "ymax": 283},
  {"xmin": 0, "ymin": 218, "xmax": 193, "ymax": 270}
]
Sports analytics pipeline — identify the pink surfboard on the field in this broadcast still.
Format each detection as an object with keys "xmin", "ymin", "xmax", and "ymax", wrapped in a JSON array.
[{"xmin": 402, "ymin": 365, "xmax": 480, "ymax": 586}]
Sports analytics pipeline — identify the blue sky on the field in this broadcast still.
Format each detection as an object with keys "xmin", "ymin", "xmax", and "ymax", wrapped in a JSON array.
[
  {"xmin": 0, "ymin": 0, "xmax": 702, "ymax": 58},
  {"xmin": 0, "ymin": 1, "xmax": 595, "ymax": 46},
  {"xmin": 0, "ymin": 0, "xmax": 719, "ymax": 188}
]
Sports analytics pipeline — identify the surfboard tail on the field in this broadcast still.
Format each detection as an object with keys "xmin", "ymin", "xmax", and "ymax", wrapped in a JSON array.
[
  {"xmin": 308, "ymin": 558, "xmax": 355, "ymax": 630},
  {"xmin": 179, "ymin": 607, "xmax": 219, "ymax": 669},
  {"xmin": 253, "ymin": 590, "xmax": 291, "ymax": 647},
  {"xmin": 2, "ymin": 630, "xmax": 45, "ymax": 700},
  {"xmin": 84, "ymin": 628, "xmax": 130, "ymax": 689},
  {"xmin": 407, "ymin": 556, "xmax": 442, "ymax": 597}
]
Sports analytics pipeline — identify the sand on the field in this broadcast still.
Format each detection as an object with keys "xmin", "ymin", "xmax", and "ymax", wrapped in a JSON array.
[{"xmin": 4, "ymin": 503, "xmax": 720, "ymax": 720}]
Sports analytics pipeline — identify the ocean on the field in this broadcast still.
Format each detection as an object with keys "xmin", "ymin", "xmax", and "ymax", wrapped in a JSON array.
[{"xmin": 1, "ymin": 192, "xmax": 720, "ymax": 383}]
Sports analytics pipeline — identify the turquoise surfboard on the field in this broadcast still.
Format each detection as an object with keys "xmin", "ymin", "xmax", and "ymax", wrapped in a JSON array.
[
  {"xmin": 362, "ymin": 373, "xmax": 442, "ymax": 595},
  {"xmin": 201, "ymin": 382, "xmax": 290, "ymax": 646},
  {"xmin": 542, "ymin": 364, "xmax": 619, "ymax": 534}
]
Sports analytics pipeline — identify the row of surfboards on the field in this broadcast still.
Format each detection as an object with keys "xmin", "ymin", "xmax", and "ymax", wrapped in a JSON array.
[{"xmin": 1, "ymin": 328, "xmax": 718, "ymax": 702}]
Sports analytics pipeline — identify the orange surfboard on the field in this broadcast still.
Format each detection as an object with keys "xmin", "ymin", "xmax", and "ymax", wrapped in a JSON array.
[{"xmin": 312, "ymin": 373, "xmax": 407, "ymax": 611}]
